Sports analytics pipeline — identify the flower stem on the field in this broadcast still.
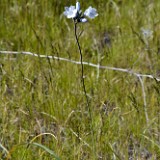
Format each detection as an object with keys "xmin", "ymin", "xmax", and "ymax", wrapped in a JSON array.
[
  {"xmin": 74, "ymin": 23, "xmax": 88, "ymax": 104},
  {"xmin": 74, "ymin": 22, "xmax": 96, "ymax": 157}
]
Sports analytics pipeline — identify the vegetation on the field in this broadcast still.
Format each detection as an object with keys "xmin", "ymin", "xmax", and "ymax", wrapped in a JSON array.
[{"xmin": 0, "ymin": 0, "xmax": 160, "ymax": 159}]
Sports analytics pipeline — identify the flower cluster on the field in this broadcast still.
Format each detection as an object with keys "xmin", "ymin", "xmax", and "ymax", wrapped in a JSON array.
[{"xmin": 63, "ymin": 2, "xmax": 98, "ymax": 23}]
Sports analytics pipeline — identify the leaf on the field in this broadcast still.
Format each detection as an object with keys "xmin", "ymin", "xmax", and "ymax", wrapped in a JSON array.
[{"xmin": 32, "ymin": 142, "xmax": 60, "ymax": 160}]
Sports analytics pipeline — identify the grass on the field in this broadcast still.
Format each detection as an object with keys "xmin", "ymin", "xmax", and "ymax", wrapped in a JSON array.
[{"xmin": 0, "ymin": 0, "xmax": 160, "ymax": 159}]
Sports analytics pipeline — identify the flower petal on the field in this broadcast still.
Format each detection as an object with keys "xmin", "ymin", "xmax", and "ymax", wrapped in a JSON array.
[
  {"xmin": 63, "ymin": 6, "xmax": 77, "ymax": 18},
  {"xmin": 80, "ymin": 18, "xmax": 87, "ymax": 23},
  {"xmin": 64, "ymin": 7, "xmax": 69, "ymax": 11},
  {"xmin": 76, "ymin": 2, "xmax": 80, "ymax": 12},
  {"xmin": 84, "ymin": 6, "xmax": 98, "ymax": 19}
]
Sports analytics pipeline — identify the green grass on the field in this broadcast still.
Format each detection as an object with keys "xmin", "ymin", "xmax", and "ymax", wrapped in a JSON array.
[{"xmin": 0, "ymin": 0, "xmax": 160, "ymax": 159}]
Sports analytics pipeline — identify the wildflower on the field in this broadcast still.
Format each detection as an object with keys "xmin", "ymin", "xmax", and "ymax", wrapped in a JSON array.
[
  {"xmin": 63, "ymin": 2, "xmax": 98, "ymax": 23},
  {"xmin": 141, "ymin": 28, "xmax": 153, "ymax": 39}
]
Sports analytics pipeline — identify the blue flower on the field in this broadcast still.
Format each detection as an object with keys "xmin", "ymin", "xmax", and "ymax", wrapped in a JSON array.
[
  {"xmin": 63, "ymin": 2, "xmax": 98, "ymax": 23},
  {"xmin": 141, "ymin": 28, "xmax": 153, "ymax": 39}
]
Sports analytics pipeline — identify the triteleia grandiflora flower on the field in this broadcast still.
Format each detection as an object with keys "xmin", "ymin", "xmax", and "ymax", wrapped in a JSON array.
[{"xmin": 63, "ymin": 2, "xmax": 98, "ymax": 23}]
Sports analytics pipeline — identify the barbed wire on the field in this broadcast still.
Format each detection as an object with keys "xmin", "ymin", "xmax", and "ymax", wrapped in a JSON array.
[
  {"xmin": 0, "ymin": 50, "xmax": 160, "ymax": 82},
  {"xmin": 1, "ymin": 50, "xmax": 160, "ymax": 125}
]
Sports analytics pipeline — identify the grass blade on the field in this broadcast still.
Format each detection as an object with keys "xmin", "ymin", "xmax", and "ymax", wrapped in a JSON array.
[{"xmin": 32, "ymin": 142, "xmax": 60, "ymax": 160}]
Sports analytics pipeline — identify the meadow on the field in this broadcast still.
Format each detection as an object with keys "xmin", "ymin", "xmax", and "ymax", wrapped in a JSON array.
[{"xmin": 0, "ymin": 0, "xmax": 160, "ymax": 159}]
